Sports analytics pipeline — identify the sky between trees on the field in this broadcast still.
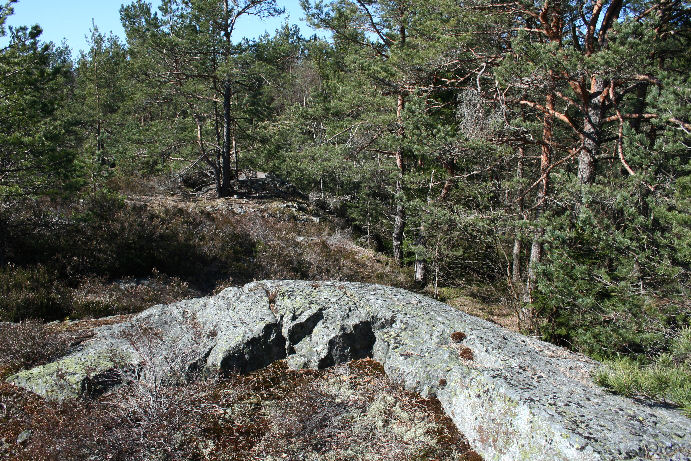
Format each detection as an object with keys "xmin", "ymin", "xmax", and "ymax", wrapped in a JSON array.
[{"xmin": 0, "ymin": 0, "xmax": 319, "ymax": 53}]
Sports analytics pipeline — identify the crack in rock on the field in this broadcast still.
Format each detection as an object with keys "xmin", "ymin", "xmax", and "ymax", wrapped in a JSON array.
[
  {"xmin": 316, "ymin": 321, "xmax": 376, "ymax": 369},
  {"xmin": 287, "ymin": 309, "xmax": 324, "ymax": 353},
  {"xmin": 220, "ymin": 322, "xmax": 287, "ymax": 374}
]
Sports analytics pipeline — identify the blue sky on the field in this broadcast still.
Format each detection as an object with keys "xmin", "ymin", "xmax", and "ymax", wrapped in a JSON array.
[{"xmin": 1, "ymin": 0, "xmax": 319, "ymax": 55}]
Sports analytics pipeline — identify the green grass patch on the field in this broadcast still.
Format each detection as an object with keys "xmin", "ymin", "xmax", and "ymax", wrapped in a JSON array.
[{"xmin": 596, "ymin": 327, "xmax": 691, "ymax": 415}]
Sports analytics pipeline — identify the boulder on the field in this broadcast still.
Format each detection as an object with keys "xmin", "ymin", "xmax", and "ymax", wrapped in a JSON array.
[{"xmin": 7, "ymin": 281, "xmax": 691, "ymax": 460}]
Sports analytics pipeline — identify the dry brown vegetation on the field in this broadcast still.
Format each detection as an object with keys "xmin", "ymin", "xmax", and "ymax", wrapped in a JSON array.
[
  {"xmin": 0, "ymin": 182, "xmax": 492, "ymax": 459},
  {"xmin": 0, "ymin": 322, "xmax": 71, "ymax": 379},
  {"xmin": 450, "ymin": 332, "xmax": 467, "ymax": 343},
  {"xmin": 0, "ymin": 349, "xmax": 480, "ymax": 460},
  {"xmin": 434, "ymin": 287, "xmax": 519, "ymax": 333},
  {"xmin": 0, "ymin": 188, "xmax": 409, "ymax": 322}
]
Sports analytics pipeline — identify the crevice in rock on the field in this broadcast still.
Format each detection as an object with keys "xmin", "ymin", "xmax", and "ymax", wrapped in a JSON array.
[
  {"xmin": 81, "ymin": 368, "xmax": 127, "ymax": 398},
  {"xmin": 186, "ymin": 346, "xmax": 213, "ymax": 379},
  {"xmin": 220, "ymin": 323, "xmax": 287, "ymax": 374},
  {"xmin": 317, "ymin": 321, "xmax": 376, "ymax": 369},
  {"xmin": 287, "ymin": 310, "xmax": 324, "ymax": 353}
]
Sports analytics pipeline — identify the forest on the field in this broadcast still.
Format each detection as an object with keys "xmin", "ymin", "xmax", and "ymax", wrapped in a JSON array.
[{"xmin": 0, "ymin": 0, "xmax": 689, "ymax": 413}]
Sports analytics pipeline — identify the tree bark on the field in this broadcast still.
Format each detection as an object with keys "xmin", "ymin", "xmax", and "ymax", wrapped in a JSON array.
[
  {"xmin": 220, "ymin": 80, "xmax": 233, "ymax": 197},
  {"xmin": 392, "ymin": 177, "xmax": 405, "ymax": 264},
  {"xmin": 579, "ymin": 77, "xmax": 605, "ymax": 201},
  {"xmin": 392, "ymin": 24, "xmax": 407, "ymax": 266},
  {"xmin": 196, "ymin": 117, "xmax": 222, "ymax": 197},
  {"xmin": 512, "ymin": 147, "xmax": 525, "ymax": 288},
  {"xmin": 524, "ymin": 94, "xmax": 553, "ymax": 306},
  {"xmin": 512, "ymin": 238, "xmax": 522, "ymax": 286},
  {"xmin": 392, "ymin": 91, "xmax": 406, "ymax": 265},
  {"xmin": 524, "ymin": 235, "xmax": 543, "ymax": 306},
  {"xmin": 414, "ymin": 252, "xmax": 427, "ymax": 285},
  {"xmin": 218, "ymin": 0, "xmax": 234, "ymax": 198},
  {"xmin": 414, "ymin": 167, "xmax": 437, "ymax": 286},
  {"xmin": 233, "ymin": 127, "xmax": 238, "ymax": 176}
]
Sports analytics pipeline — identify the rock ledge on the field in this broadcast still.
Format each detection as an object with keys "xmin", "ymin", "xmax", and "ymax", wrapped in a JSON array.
[{"xmin": 8, "ymin": 281, "xmax": 691, "ymax": 460}]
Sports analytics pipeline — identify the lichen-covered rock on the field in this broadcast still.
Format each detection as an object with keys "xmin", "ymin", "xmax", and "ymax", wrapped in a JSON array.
[{"xmin": 7, "ymin": 281, "xmax": 691, "ymax": 460}]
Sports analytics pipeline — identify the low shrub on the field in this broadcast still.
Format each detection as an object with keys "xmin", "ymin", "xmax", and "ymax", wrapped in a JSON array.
[
  {"xmin": 0, "ymin": 265, "xmax": 71, "ymax": 322},
  {"xmin": 1, "ymin": 359, "xmax": 476, "ymax": 460},
  {"xmin": 0, "ymin": 191, "xmax": 408, "ymax": 321},
  {"xmin": 0, "ymin": 321, "xmax": 71, "ymax": 378},
  {"xmin": 70, "ymin": 273, "xmax": 193, "ymax": 319}
]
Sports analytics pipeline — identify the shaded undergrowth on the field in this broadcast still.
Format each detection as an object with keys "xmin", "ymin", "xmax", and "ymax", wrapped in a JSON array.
[{"xmin": 0, "ymin": 190, "xmax": 407, "ymax": 321}]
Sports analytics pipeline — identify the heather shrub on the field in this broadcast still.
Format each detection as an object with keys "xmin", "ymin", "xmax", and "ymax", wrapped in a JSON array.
[
  {"xmin": 0, "ymin": 321, "xmax": 71, "ymax": 377},
  {"xmin": 2, "ymin": 359, "xmax": 475, "ymax": 460},
  {"xmin": 0, "ymin": 265, "xmax": 71, "ymax": 321},
  {"xmin": 70, "ymin": 272, "xmax": 191, "ymax": 318},
  {"xmin": 0, "ymin": 194, "xmax": 257, "ymax": 319},
  {"xmin": 0, "ymin": 191, "xmax": 407, "ymax": 321}
]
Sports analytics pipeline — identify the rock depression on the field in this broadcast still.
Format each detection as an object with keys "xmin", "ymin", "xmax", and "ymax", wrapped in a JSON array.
[{"xmin": 7, "ymin": 281, "xmax": 691, "ymax": 460}]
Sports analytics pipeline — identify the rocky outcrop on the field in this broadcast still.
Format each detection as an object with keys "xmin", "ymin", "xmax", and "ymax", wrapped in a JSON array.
[{"xmin": 7, "ymin": 281, "xmax": 691, "ymax": 460}]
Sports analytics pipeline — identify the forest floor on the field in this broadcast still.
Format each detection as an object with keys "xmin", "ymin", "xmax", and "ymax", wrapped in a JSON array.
[
  {"xmin": 129, "ymin": 175, "xmax": 519, "ymax": 331},
  {"xmin": 94, "ymin": 173, "xmax": 518, "ymax": 331},
  {"xmin": 0, "ymin": 176, "xmax": 505, "ymax": 460}
]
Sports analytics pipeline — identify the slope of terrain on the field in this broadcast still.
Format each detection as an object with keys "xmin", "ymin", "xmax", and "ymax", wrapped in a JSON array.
[
  {"xmin": 6, "ymin": 280, "xmax": 691, "ymax": 460},
  {"xmin": 0, "ymin": 177, "xmax": 493, "ymax": 460}
]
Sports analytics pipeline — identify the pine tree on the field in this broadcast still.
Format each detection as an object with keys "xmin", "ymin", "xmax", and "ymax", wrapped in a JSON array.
[
  {"xmin": 120, "ymin": 0, "xmax": 282, "ymax": 196},
  {"xmin": 0, "ymin": 12, "xmax": 78, "ymax": 198},
  {"xmin": 73, "ymin": 26, "xmax": 128, "ymax": 185}
]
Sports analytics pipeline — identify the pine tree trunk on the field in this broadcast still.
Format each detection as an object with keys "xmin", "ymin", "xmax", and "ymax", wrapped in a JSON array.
[
  {"xmin": 414, "ymin": 257, "xmax": 427, "ymax": 285},
  {"xmin": 524, "ymin": 95, "xmax": 553, "ymax": 307},
  {"xmin": 392, "ymin": 175, "xmax": 405, "ymax": 265},
  {"xmin": 392, "ymin": 91, "xmax": 406, "ymax": 266},
  {"xmin": 414, "ymin": 224, "xmax": 427, "ymax": 286},
  {"xmin": 579, "ymin": 77, "xmax": 604, "ymax": 203},
  {"xmin": 221, "ymin": 80, "xmax": 233, "ymax": 197},
  {"xmin": 392, "ymin": 25, "xmax": 407, "ymax": 266},
  {"xmin": 219, "ymin": 0, "xmax": 233, "ymax": 198},
  {"xmin": 512, "ymin": 147, "xmax": 525, "ymax": 288},
  {"xmin": 512, "ymin": 238, "xmax": 522, "ymax": 286},
  {"xmin": 524, "ymin": 234, "xmax": 542, "ymax": 305},
  {"xmin": 97, "ymin": 119, "xmax": 103, "ymax": 162},
  {"xmin": 195, "ymin": 116, "xmax": 222, "ymax": 198},
  {"xmin": 233, "ymin": 129, "xmax": 238, "ymax": 176}
]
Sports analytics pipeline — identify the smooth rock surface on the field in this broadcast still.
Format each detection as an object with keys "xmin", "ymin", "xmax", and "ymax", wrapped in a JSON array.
[{"xmin": 7, "ymin": 281, "xmax": 691, "ymax": 460}]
